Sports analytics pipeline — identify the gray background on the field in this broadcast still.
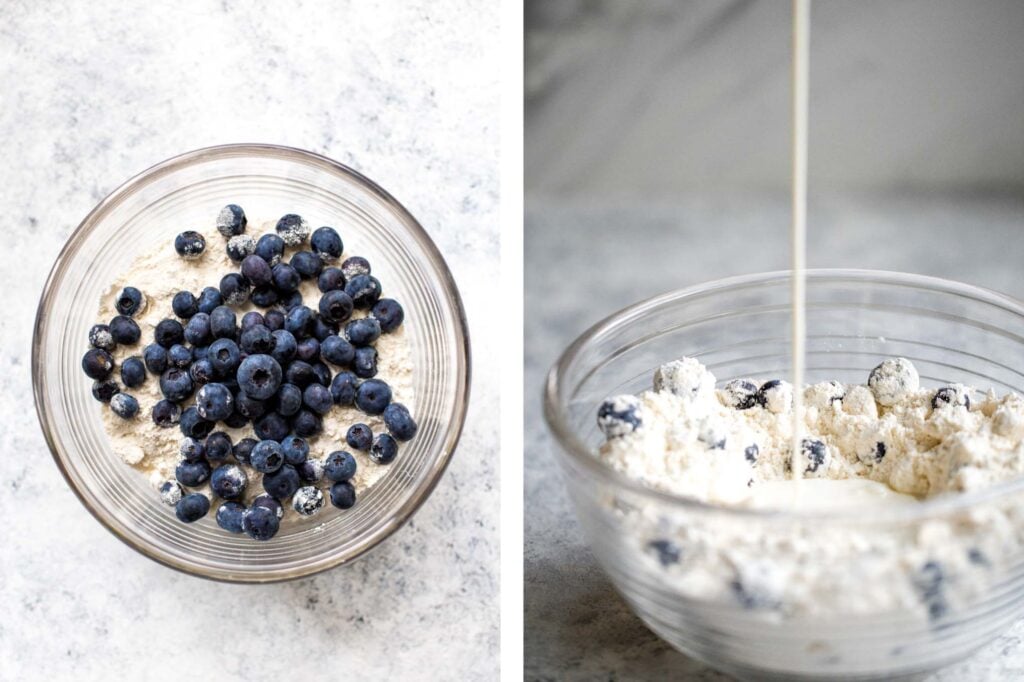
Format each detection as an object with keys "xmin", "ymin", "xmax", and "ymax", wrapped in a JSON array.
[
  {"xmin": 526, "ymin": 1, "xmax": 1024, "ymax": 680},
  {"xmin": 1, "ymin": 2, "xmax": 498, "ymax": 681}
]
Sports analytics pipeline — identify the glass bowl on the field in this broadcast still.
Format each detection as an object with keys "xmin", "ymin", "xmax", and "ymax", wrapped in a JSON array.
[
  {"xmin": 545, "ymin": 270, "xmax": 1024, "ymax": 680},
  {"xmin": 33, "ymin": 144, "xmax": 470, "ymax": 582}
]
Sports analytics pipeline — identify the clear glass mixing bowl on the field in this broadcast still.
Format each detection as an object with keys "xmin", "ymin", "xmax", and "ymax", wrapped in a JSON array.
[
  {"xmin": 545, "ymin": 270, "xmax": 1024, "ymax": 680},
  {"xmin": 33, "ymin": 144, "xmax": 470, "ymax": 582}
]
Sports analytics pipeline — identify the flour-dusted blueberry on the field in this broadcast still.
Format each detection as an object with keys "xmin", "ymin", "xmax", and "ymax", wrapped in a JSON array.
[
  {"xmin": 216, "ymin": 501, "xmax": 247, "ymax": 533},
  {"xmin": 109, "ymin": 315, "xmax": 141, "ymax": 345},
  {"xmin": 346, "ymin": 317, "xmax": 381, "ymax": 347},
  {"xmin": 254, "ymin": 412, "xmax": 289, "ymax": 441},
  {"xmin": 252, "ymin": 493, "xmax": 284, "ymax": 519},
  {"xmin": 250, "ymin": 440, "xmax": 284, "ymax": 474},
  {"xmin": 284, "ymin": 360, "xmax": 316, "ymax": 388},
  {"xmin": 291, "ymin": 409, "xmax": 323, "ymax": 437},
  {"xmin": 722, "ymin": 379, "xmax": 760, "ymax": 410},
  {"xmin": 341, "ymin": 256, "xmax": 370, "ymax": 279},
  {"xmin": 330, "ymin": 371, "xmax": 359, "ymax": 405},
  {"xmin": 356, "ymin": 378, "xmax": 392, "ymax": 415},
  {"xmin": 353, "ymin": 347, "xmax": 378, "ymax": 378},
  {"xmin": 219, "ymin": 272, "xmax": 250, "ymax": 307},
  {"xmin": 329, "ymin": 481, "xmax": 356, "ymax": 509},
  {"xmin": 240, "ymin": 254, "xmax": 272, "ymax": 288},
  {"xmin": 216, "ymin": 204, "xmax": 247, "ymax": 238},
  {"xmin": 208, "ymin": 338, "xmax": 241, "ymax": 376},
  {"xmin": 647, "ymin": 539, "xmax": 681, "ymax": 567},
  {"xmin": 160, "ymin": 367, "xmax": 193, "ymax": 402},
  {"xmin": 932, "ymin": 385, "xmax": 972, "ymax": 411},
  {"xmin": 270, "ymin": 330, "xmax": 297, "ymax": 364},
  {"xmin": 291, "ymin": 250, "xmax": 322, "ymax": 279},
  {"xmin": 383, "ymin": 403, "xmax": 417, "ymax": 441},
  {"xmin": 370, "ymin": 433, "xmax": 398, "ymax": 464},
  {"xmin": 204, "ymin": 431, "xmax": 234, "ymax": 464},
  {"xmin": 92, "ymin": 379, "xmax": 120, "ymax": 403},
  {"xmin": 913, "ymin": 561, "xmax": 949, "ymax": 622},
  {"xmin": 120, "ymin": 356, "xmax": 146, "ymax": 388},
  {"xmin": 868, "ymin": 358, "xmax": 920, "ymax": 407},
  {"xmin": 275, "ymin": 213, "xmax": 311, "ymax": 246},
  {"xmin": 303, "ymin": 383, "xmax": 332, "ymax": 415},
  {"xmin": 180, "ymin": 437, "xmax": 206, "ymax": 462},
  {"xmin": 226, "ymin": 234, "xmax": 256, "ymax": 263},
  {"xmin": 254, "ymin": 233, "xmax": 285, "ymax": 266},
  {"xmin": 344, "ymin": 274, "xmax": 381, "ymax": 309},
  {"xmin": 597, "ymin": 395, "xmax": 642, "ymax": 439},
  {"xmin": 232, "ymin": 437, "xmax": 257, "ymax": 466},
  {"xmin": 237, "ymin": 354, "xmax": 282, "ymax": 400},
  {"xmin": 110, "ymin": 393, "xmax": 139, "ymax": 419},
  {"xmin": 152, "ymin": 399, "xmax": 181, "ymax": 427},
  {"xmin": 874, "ymin": 441, "xmax": 887, "ymax": 462},
  {"xmin": 115, "ymin": 286, "xmax": 145, "ymax": 316},
  {"xmin": 292, "ymin": 486, "xmax": 325, "ymax": 516},
  {"xmin": 318, "ymin": 289, "xmax": 354, "ymax": 325},
  {"xmin": 297, "ymin": 457, "xmax": 325, "ymax": 483},
  {"xmin": 250, "ymin": 286, "xmax": 278, "ymax": 308},
  {"xmin": 281, "ymin": 434, "xmax": 309, "ymax": 465},
  {"xmin": 346, "ymin": 423, "xmax": 373, "ymax": 451},
  {"xmin": 174, "ymin": 231, "xmax": 206, "ymax": 259},
  {"xmin": 82, "ymin": 348, "xmax": 114, "ymax": 380},
  {"xmin": 745, "ymin": 444, "xmax": 760, "ymax": 464},
  {"xmin": 284, "ymin": 305, "xmax": 314, "ymax": 338},
  {"xmin": 371, "ymin": 299, "xmax": 404, "ymax": 333},
  {"xmin": 798, "ymin": 438, "xmax": 829, "ymax": 476},
  {"xmin": 321, "ymin": 335, "xmax": 355, "ymax": 366},
  {"xmin": 180, "ymin": 406, "xmax": 215, "ymax": 439},
  {"xmin": 189, "ymin": 358, "xmax": 215, "ymax": 385},
  {"xmin": 168, "ymin": 344, "xmax": 192, "ymax": 368},
  {"xmin": 264, "ymin": 309, "xmax": 285, "ymax": 331},
  {"xmin": 310, "ymin": 226, "xmax": 343, "ymax": 262},
  {"xmin": 159, "ymin": 480, "xmax": 183, "ymax": 506},
  {"xmin": 757, "ymin": 379, "xmax": 793, "ymax": 413},
  {"xmin": 296, "ymin": 337, "xmax": 320, "ymax": 362},
  {"xmin": 175, "ymin": 493, "xmax": 210, "ymax": 523},
  {"xmin": 89, "ymin": 324, "xmax": 116, "ymax": 351},
  {"xmin": 274, "ymin": 383, "xmax": 303, "ymax": 416},
  {"xmin": 318, "ymin": 267, "xmax": 346, "ymax": 293},
  {"xmin": 240, "ymin": 324, "xmax": 276, "ymax": 355},
  {"xmin": 209, "ymin": 305, "xmax": 237, "ymax": 340},
  {"xmin": 263, "ymin": 464, "xmax": 301, "ymax": 499},
  {"xmin": 210, "ymin": 463, "xmax": 248, "ymax": 500},
  {"xmin": 176, "ymin": 459, "xmax": 211, "ymax": 487},
  {"xmin": 172, "ymin": 290, "xmax": 199, "ymax": 319},
  {"xmin": 154, "ymin": 318, "xmax": 184, "ymax": 348},
  {"xmin": 730, "ymin": 561, "xmax": 784, "ymax": 610},
  {"xmin": 323, "ymin": 451, "xmax": 357, "ymax": 482},
  {"xmin": 183, "ymin": 312, "xmax": 212, "ymax": 346},
  {"xmin": 242, "ymin": 505, "xmax": 280, "ymax": 541},
  {"xmin": 698, "ymin": 421, "xmax": 727, "ymax": 450}
]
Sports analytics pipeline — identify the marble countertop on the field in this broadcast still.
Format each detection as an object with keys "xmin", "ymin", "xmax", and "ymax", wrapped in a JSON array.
[
  {"xmin": 525, "ymin": 192, "xmax": 1024, "ymax": 681},
  {"xmin": 1, "ymin": 2, "xmax": 498, "ymax": 680}
]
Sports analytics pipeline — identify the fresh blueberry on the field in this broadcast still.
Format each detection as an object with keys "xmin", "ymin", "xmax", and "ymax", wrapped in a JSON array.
[
  {"xmin": 353, "ymin": 346, "xmax": 378, "ymax": 379},
  {"xmin": 597, "ymin": 395, "xmax": 642, "ymax": 438},
  {"xmin": 263, "ymin": 464, "xmax": 301, "ymax": 499},
  {"xmin": 932, "ymin": 386, "xmax": 972, "ymax": 411},
  {"xmin": 180, "ymin": 437, "xmax": 206, "ymax": 462},
  {"xmin": 318, "ymin": 289, "xmax": 354, "ymax": 324},
  {"xmin": 275, "ymin": 213, "xmax": 311, "ymax": 246},
  {"xmin": 199, "ymin": 427, "xmax": 229, "ymax": 459},
  {"xmin": 270, "ymin": 330, "xmax": 297, "ymax": 363},
  {"xmin": 285, "ymin": 305, "xmax": 314, "ymax": 337},
  {"xmin": 216, "ymin": 204, "xmax": 247, "ymax": 238},
  {"xmin": 346, "ymin": 423, "xmax": 373, "ymax": 451},
  {"xmin": 226, "ymin": 234, "xmax": 256, "ymax": 263},
  {"xmin": 110, "ymin": 393, "xmax": 139, "ymax": 419},
  {"xmin": 160, "ymin": 367, "xmax": 193, "ymax": 402},
  {"xmin": 293, "ymin": 337, "xmax": 317, "ymax": 363},
  {"xmin": 219, "ymin": 273, "xmax": 250, "ymax": 306},
  {"xmin": 154, "ymin": 318, "xmax": 185, "ymax": 348},
  {"xmin": 291, "ymin": 250, "xmax": 322, "ymax": 279},
  {"xmin": 255, "ymin": 233, "xmax": 285, "ymax": 266},
  {"xmin": 371, "ymin": 298, "xmax": 404, "ymax": 333},
  {"xmin": 250, "ymin": 285, "xmax": 279, "ymax": 307},
  {"xmin": 168, "ymin": 344, "xmax": 192, "ymax": 368},
  {"xmin": 722, "ymin": 379, "xmax": 760, "ymax": 410},
  {"xmin": 174, "ymin": 231, "xmax": 206, "ymax": 259},
  {"xmin": 193, "ymin": 345, "xmax": 210, "ymax": 361},
  {"xmin": 109, "ymin": 315, "xmax": 141, "ymax": 345},
  {"xmin": 195, "ymin": 382, "xmax": 233, "ymax": 421},
  {"xmin": 324, "ymin": 451, "xmax": 357, "ymax": 482},
  {"xmin": 250, "ymin": 440, "xmax": 284, "ymax": 473},
  {"xmin": 252, "ymin": 493, "xmax": 284, "ymax": 519},
  {"xmin": 344, "ymin": 274, "xmax": 381, "ymax": 309},
  {"xmin": 176, "ymin": 459, "xmax": 211, "ymax": 487},
  {"xmin": 341, "ymin": 256, "xmax": 370, "ymax": 279},
  {"xmin": 254, "ymin": 412, "xmax": 290, "ymax": 441},
  {"xmin": 82, "ymin": 348, "xmax": 114, "ymax": 380},
  {"xmin": 152, "ymin": 399, "xmax": 181, "ymax": 427},
  {"xmin": 284, "ymin": 360, "xmax": 316, "ymax": 388},
  {"xmin": 208, "ymin": 338, "xmax": 241, "ymax": 376},
  {"xmin": 159, "ymin": 480, "xmax": 183, "ymax": 506},
  {"xmin": 279, "ymin": 434, "xmax": 309, "ymax": 465},
  {"xmin": 240, "ymin": 324, "xmax": 276, "ymax": 354},
  {"xmin": 329, "ymin": 481, "xmax": 357, "ymax": 510},
  {"xmin": 291, "ymin": 409, "xmax": 322, "ymax": 438},
  {"xmin": 233, "ymin": 437, "xmax": 257, "ymax": 465},
  {"xmin": 321, "ymin": 335, "xmax": 355, "ymax": 366},
  {"xmin": 216, "ymin": 501, "xmax": 247, "ymax": 533},
  {"xmin": 242, "ymin": 505, "xmax": 280, "ymax": 541},
  {"xmin": 240, "ymin": 254, "xmax": 272, "ymax": 288},
  {"xmin": 264, "ymin": 309, "xmax": 285, "ymax": 331},
  {"xmin": 175, "ymin": 493, "xmax": 210, "ymax": 523},
  {"xmin": 274, "ymin": 383, "xmax": 303, "ymax": 416},
  {"xmin": 370, "ymin": 433, "xmax": 398, "ymax": 464},
  {"xmin": 197, "ymin": 286, "xmax": 223, "ymax": 314},
  {"xmin": 183, "ymin": 313, "xmax": 212, "ymax": 346},
  {"xmin": 318, "ymin": 267, "xmax": 346, "ymax": 292},
  {"xmin": 303, "ymin": 383, "xmax": 333, "ymax": 415},
  {"xmin": 89, "ymin": 324, "xmax": 116, "ymax": 351},
  {"xmin": 120, "ymin": 356, "xmax": 146, "ymax": 388},
  {"xmin": 92, "ymin": 379, "xmax": 120, "ymax": 403},
  {"xmin": 330, "ymin": 371, "xmax": 359, "ymax": 405},
  {"xmin": 311, "ymin": 362, "xmax": 332, "ymax": 387},
  {"xmin": 383, "ymin": 403, "xmax": 417, "ymax": 441},
  {"xmin": 310, "ymin": 315, "xmax": 338, "ymax": 342},
  {"xmin": 209, "ymin": 305, "xmax": 237, "ymax": 339},
  {"xmin": 189, "ymin": 358, "xmax": 215, "ymax": 385},
  {"xmin": 297, "ymin": 457, "xmax": 325, "ymax": 483},
  {"xmin": 271, "ymin": 262, "xmax": 301, "ymax": 293},
  {"xmin": 115, "ymin": 286, "xmax": 145, "ymax": 316},
  {"xmin": 292, "ymin": 486, "xmax": 325, "ymax": 516},
  {"xmin": 345, "ymin": 317, "xmax": 381, "ymax": 347},
  {"xmin": 279, "ymin": 290, "xmax": 304, "ymax": 311},
  {"xmin": 241, "ymin": 311, "xmax": 265, "ymax": 331},
  {"xmin": 224, "ymin": 411, "xmax": 249, "ymax": 429},
  {"xmin": 172, "ymin": 290, "xmax": 199, "ymax": 319},
  {"xmin": 310, "ymin": 226, "xmax": 343, "ymax": 262},
  {"xmin": 179, "ymin": 405, "xmax": 214, "ymax": 439},
  {"xmin": 237, "ymin": 354, "xmax": 282, "ymax": 400},
  {"xmin": 210, "ymin": 463, "xmax": 248, "ymax": 500}
]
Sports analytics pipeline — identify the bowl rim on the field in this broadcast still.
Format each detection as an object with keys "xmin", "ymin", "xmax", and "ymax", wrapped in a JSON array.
[
  {"xmin": 33, "ymin": 142, "xmax": 472, "ymax": 582},
  {"xmin": 544, "ymin": 268, "xmax": 1024, "ymax": 523}
]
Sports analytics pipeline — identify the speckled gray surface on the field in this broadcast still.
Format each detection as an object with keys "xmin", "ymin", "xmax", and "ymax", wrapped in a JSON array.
[
  {"xmin": 525, "ymin": 193, "xmax": 1024, "ymax": 681},
  {"xmin": 1, "ymin": 2, "xmax": 498, "ymax": 680}
]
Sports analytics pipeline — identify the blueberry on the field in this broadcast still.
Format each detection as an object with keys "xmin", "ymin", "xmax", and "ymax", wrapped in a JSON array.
[
  {"xmin": 210, "ymin": 463, "xmax": 248, "ymax": 500},
  {"xmin": 932, "ymin": 386, "xmax": 971, "ymax": 411},
  {"xmin": 89, "ymin": 324, "xmax": 116, "ymax": 351},
  {"xmin": 109, "ymin": 315, "xmax": 141, "ymax": 345},
  {"xmin": 255, "ymin": 233, "xmax": 285, "ymax": 266},
  {"xmin": 370, "ymin": 433, "xmax": 398, "ymax": 464},
  {"xmin": 647, "ymin": 539, "xmax": 681, "ymax": 567},
  {"xmin": 745, "ymin": 444, "xmax": 759, "ymax": 464},
  {"xmin": 263, "ymin": 464, "xmax": 301, "ymax": 499},
  {"xmin": 252, "ymin": 493, "xmax": 284, "ymax": 519},
  {"xmin": 280, "ymin": 434, "xmax": 309, "ymax": 465},
  {"xmin": 383, "ymin": 403, "xmax": 417, "ymax": 441},
  {"xmin": 159, "ymin": 480, "xmax": 183, "ymax": 506},
  {"xmin": 110, "ymin": 393, "xmax": 139, "ymax": 419},
  {"xmin": 311, "ymin": 362, "xmax": 332, "ymax": 387},
  {"xmin": 92, "ymin": 379, "xmax": 120, "ymax": 403},
  {"xmin": 275, "ymin": 213, "xmax": 311, "ymax": 246},
  {"xmin": 160, "ymin": 367, "xmax": 193, "ymax": 402},
  {"xmin": 321, "ymin": 335, "xmax": 355, "ymax": 366},
  {"xmin": 210, "ymin": 305, "xmax": 237, "ymax": 340},
  {"xmin": 250, "ymin": 286, "xmax": 278, "ymax": 308},
  {"xmin": 82, "ymin": 348, "xmax": 114, "ymax": 380},
  {"xmin": 254, "ymin": 412, "xmax": 290, "ymax": 441},
  {"xmin": 208, "ymin": 338, "xmax": 241, "ymax": 376},
  {"xmin": 324, "ymin": 451, "xmax": 357, "ymax": 482},
  {"xmin": 241, "ymin": 254, "xmax": 272, "ymax": 287},
  {"xmin": 303, "ymin": 383, "xmax": 333, "ymax": 415},
  {"xmin": 344, "ymin": 274, "xmax": 381, "ymax": 309},
  {"xmin": 237, "ymin": 354, "xmax": 282, "ymax": 400},
  {"xmin": 216, "ymin": 501, "xmax": 247, "ymax": 533},
  {"xmin": 175, "ymin": 493, "xmax": 210, "ymax": 523},
  {"xmin": 279, "ymin": 290, "xmax": 304, "ymax": 311},
  {"xmin": 241, "ymin": 324, "xmax": 276, "ymax": 354},
  {"xmin": 270, "ymin": 330, "xmax": 297, "ymax": 363},
  {"xmin": 329, "ymin": 481, "xmax": 357, "ymax": 510},
  {"xmin": 176, "ymin": 459, "xmax": 211, "ymax": 487},
  {"xmin": 597, "ymin": 395, "xmax": 642, "ymax": 439},
  {"xmin": 722, "ymin": 379, "xmax": 760, "ymax": 410},
  {"xmin": 197, "ymin": 286, "xmax": 223, "ymax": 314},
  {"xmin": 172, "ymin": 290, "xmax": 199, "ymax": 318},
  {"xmin": 226, "ymin": 234, "xmax": 256, "ymax": 263},
  {"xmin": 291, "ymin": 250, "xmax": 323, "ymax": 279},
  {"xmin": 757, "ymin": 379, "xmax": 793, "ymax": 413},
  {"xmin": 271, "ymin": 263, "xmax": 301, "ymax": 293},
  {"xmin": 274, "ymin": 383, "xmax": 303, "ymax": 416},
  {"xmin": 371, "ymin": 299, "xmax": 404, "ymax": 333},
  {"xmin": 115, "ymin": 286, "xmax": 145, "ymax": 316},
  {"xmin": 154, "ymin": 318, "xmax": 185, "ymax": 348},
  {"xmin": 297, "ymin": 457, "xmax": 325, "ymax": 483},
  {"xmin": 179, "ymin": 405, "xmax": 214, "ymax": 439},
  {"xmin": 182, "ymin": 313, "xmax": 210, "ymax": 346},
  {"xmin": 194, "ymin": 382, "xmax": 232, "ymax": 422},
  {"xmin": 240, "ymin": 311, "xmax": 264, "ymax": 331},
  {"xmin": 875, "ymin": 441, "xmax": 887, "ymax": 462},
  {"xmin": 292, "ymin": 486, "xmax": 325, "ymax": 516},
  {"xmin": 291, "ymin": 409, "xmax": 322, "ymax": 437},
  {"xmin": 152, "ymin": 399, "xmax": 181, "ymax": 427},
  {"xmin": 284, "ymin": 360, "xmax": 316, "ymax": 388},
  {"xmin": 292, "ymin": 337, "xmax": 316, "ymax": 363},
  {"xmin": 175, "ymin": 231, "xmax": 206, "ymax": 259},
  {"xmin": 189, "ymin": 358, "xmax": 215, "ymax": 385},
  {"xmin": 180, "ymin": 437, "xmax": 206, "ymax": 462},
  {"xmin": 318, "ymin": 289, "xmax": 354, "ymax": 324},
  {"xmin": 330, "ymin": 371, "xmax": 359, "ymax": 405},
  {"xmin": 120, "ymin": 356, "xmax": 146, "ymax": 387},
  {"xmin": 345, "ymin": 317, "xmax": 381, "ymax": 347},
  {"xmin": 250, "ymin": 440, "xmax": 284, "ymax": 473},
  {"xmin": 800, "ymin": 438, "xmax": 828, "ymax": 474},
  {"xmin": 168, "ymin": 344, "xmax": 192, "ymax": 368},
  {"xmin": 341, "ymin": 256, "xmax": 370, "ymax": 279},
  {"xmin": 346, "ymin": 423, "xmax": 373, "ymax": 451},
  {"xmin": 219, "ymin": 273, "xmax": 250, "ymax": 306},
  {"xmin": 353, "ymin": 347, "xmax": 377, "ymax": 378},
  {"xmin": 307, "ymin": 226, "xmax": 342, "ymax": 261},
  {"xmin": 285, "ymin": 305, "xmax": 314, "ymax": 337},
  {"xmin": 224, "ymin": 411, "xmax": 248, "ymax": 429},
  {"xmin": 311, "ymin": 315, "xmax": 338, "ymax": 342},
  {"xmin": 318, "ymin": 267, "xmax": 346, "ymax": 293},
  {"xmin": 216, "ymin": 204, "xmax": 247, "ymax": 238},
  {"xmin": 233, "ymin": 437, "xmax": 257, "ymax": 465},
  {"xmin": 242, "ymin": 505, "xmax": 280, "ymax": 541},
  {"xmin": 264, "ymin": 309, "xmax": 285, "ymax": 331},
  {"xmin": 192, "ymin": 345, "xmax": 210, "ymax": 361}
]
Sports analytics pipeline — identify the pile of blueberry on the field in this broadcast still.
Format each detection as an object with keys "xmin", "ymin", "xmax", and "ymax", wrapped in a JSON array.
[{"xmin": 81, "ymin": 205, "xmax": 417, "ymax": 541}]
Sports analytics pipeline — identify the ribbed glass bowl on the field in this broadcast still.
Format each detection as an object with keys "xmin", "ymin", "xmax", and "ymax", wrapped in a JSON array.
[
  {"xmin": 545, "ymin": 270, "xmax": 1024, "ymax": 680},
  {"xmin": 33, "ymin": 144, "xmax": 470, "ymax": 582}
]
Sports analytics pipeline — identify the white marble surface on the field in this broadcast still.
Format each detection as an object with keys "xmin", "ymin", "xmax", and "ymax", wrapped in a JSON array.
[
  {"xmin": 1, "ymin": 2, "xmax": 498, "ymax": 680},
  {"xmin": 525, "ymin": 193, "xmax": 1024, "ymax": 680}
]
